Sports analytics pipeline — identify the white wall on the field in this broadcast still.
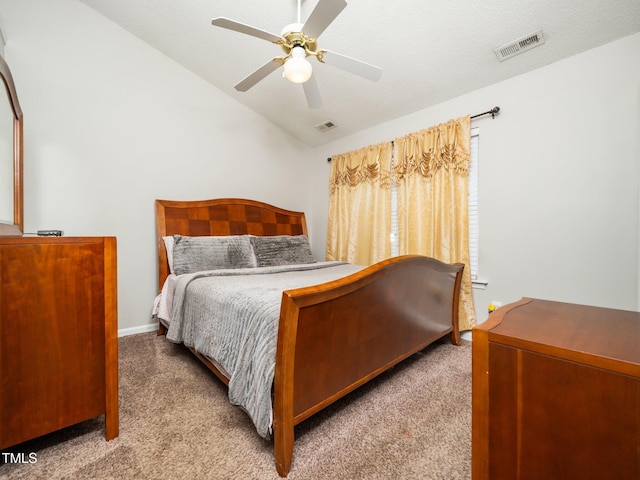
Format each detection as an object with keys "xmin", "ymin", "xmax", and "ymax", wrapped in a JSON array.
[
  {"xmin": 309, "ymin": 33, "xmax": 640, "ymax": 324},
  {"xmin": 1, "ymin": 0, "xmax": 638, "ymax": 333},
  {"xmin": 0, "ymin": 0, "xmax": 314, "ymax": 333}
]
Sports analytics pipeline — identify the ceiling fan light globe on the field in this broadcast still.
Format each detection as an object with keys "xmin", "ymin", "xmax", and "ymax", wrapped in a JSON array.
[{"xmin": 283, "ymin": 55, "xmax": 312, "ymax": 83}]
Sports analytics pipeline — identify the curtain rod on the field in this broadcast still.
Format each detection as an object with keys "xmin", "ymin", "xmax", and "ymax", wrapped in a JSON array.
[
  {"xmin": 471, "ymin": 106, "xmax": 500, "ymax": 119},
  {"xmin": 327, "ymin": 106, "xmax": 500, "ymax": 162}
]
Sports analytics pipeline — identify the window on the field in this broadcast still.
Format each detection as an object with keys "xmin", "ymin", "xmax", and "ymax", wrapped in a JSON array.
[{"xmin": 390, "ymin": 127, "xmax": 479, "ymax": 279}]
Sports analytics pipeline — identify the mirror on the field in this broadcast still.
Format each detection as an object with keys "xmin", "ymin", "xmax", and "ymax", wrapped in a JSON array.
[{"xmin": 0, "ymin": 55, "xmax": 23, "ymax": 236}]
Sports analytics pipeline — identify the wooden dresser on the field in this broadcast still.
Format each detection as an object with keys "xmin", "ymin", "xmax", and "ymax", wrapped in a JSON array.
[
  {"xmin": 0, "ymin": 236, "xmax": 118, "ymax": 449},
  {"xmin": 472, "ymin": 297, "xmax": 640, "ymax": 480}
]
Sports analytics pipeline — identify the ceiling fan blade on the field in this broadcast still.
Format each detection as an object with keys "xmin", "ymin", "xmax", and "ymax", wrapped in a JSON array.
[
  {"xmin": 211, "ymin": 17, "xmax": 282, "ymax": 43},
  {"xmin": 321, "ymin": 50, "xmax": 382, "ymax": 81},
  {"xmin": 302, "ymin": 75, "xmax": 322, "ymax": 109},
  {"xmin": 302, "ymin": 0, "xmax": 347, "ymax": 39},
  {"xmin": 234, "ymin": 58, "xmax": 283, "ymax": 92}
]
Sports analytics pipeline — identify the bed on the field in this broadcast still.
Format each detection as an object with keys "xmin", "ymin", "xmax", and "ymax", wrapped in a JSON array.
[{"xmin": 154, "ymin": 197, "xmax": 464, "ymax": 477}]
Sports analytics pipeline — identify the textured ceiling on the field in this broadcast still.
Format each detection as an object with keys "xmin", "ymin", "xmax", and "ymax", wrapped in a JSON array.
[{"xmin": 78, "ymin": 0, "xmax": 640, "ymax": 146}]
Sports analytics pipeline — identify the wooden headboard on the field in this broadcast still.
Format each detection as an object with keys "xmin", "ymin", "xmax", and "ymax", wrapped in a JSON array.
[{"xmin": 155, "ymin": 198, "xmax": 308, "ymax": 290}]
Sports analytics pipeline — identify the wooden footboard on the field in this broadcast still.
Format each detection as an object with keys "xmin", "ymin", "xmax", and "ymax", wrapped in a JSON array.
[{"xmin": 273, "ymin": 255, "xmax": 464, "ymax": 477}]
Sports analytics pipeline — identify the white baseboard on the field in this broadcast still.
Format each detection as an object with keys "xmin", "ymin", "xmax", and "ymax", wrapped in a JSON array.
[
  {"xmin": 118, "ymin": 323, "xmax": 158, "ymax": 337},
  {"xmin": 119, "ymin": 323, "xmax": 473, "ymax": 340}
]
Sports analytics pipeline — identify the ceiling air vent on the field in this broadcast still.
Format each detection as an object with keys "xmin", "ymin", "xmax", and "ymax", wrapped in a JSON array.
[
  {"xmin": 315, "ymin": 120, "xmax": 337, "ymax": 132},
  {"xmin": 495, "ymin": 29, "xmax": 545, "ymax": 62}
]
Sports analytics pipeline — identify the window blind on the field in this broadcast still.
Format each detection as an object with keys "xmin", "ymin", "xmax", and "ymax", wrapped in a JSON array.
[{"xmin": 468, "ymin": 127, "xmax": 479, "ymax": 280}]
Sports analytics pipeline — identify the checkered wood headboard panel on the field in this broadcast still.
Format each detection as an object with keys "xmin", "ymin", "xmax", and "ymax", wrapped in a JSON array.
[{"xmin": 155, "ymin": 198, "xmax": 308, "ymax": 289}]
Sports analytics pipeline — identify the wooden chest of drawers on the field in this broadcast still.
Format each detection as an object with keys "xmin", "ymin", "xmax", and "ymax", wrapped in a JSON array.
[
  {"xmin": 0, "ymin": 236, "xmax": 118, "ymax": 449},
  {"xmin": 472, "ymin": 298, "xmax": 640, "ymax": 480}
]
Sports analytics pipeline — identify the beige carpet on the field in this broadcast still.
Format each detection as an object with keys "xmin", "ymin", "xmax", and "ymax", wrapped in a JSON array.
[{"xmin": 0, "ymin": 332, "xmax": 471, "ymax": 480}]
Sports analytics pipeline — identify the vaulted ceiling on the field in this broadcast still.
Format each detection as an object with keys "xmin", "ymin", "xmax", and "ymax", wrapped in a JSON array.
[{"xmin": 78, "ymin": 0, "xmax": 640, "ymax": 146}]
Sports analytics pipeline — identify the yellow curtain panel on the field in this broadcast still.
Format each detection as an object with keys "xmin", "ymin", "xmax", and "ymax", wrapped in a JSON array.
[
  {"xmin": 394, "ymin": 115, "xmax": 476, "ymax": 330},
  {"xmin": 326, "ymin": 141, "xmax": 393, "ymax": 265}
]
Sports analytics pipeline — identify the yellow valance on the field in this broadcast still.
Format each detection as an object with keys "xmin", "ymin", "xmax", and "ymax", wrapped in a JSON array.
[
  {"xmin": 329, "ymin": 141, "xmax": 393, "ymax": 193},
  {"xmin": 394, "ymin": 117, "xmax": 471, "ymax": 180}
]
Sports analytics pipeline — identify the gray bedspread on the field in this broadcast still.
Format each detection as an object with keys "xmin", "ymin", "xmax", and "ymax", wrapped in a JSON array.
[{"xmin": 166, "ymin": 261, "xmax": 364, "ymax": 439}]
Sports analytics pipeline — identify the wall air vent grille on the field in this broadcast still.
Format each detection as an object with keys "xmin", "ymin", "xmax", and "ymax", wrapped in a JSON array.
[
  {"xmin": 315, "ymin": 120, "xmax": 337, "ymax": 132},
  {"xmin": 495, "ymin": 29, "xmax": 545, "ymax": 61}
]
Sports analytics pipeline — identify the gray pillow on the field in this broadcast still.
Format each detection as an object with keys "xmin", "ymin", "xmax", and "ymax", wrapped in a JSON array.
[
  {"xmin": 172, "ymin": 235, "xmax": 257, "ymax": 275},
  {"xmin": 250, "ymin": 235, "xmax": 316, "ymax": 267}
]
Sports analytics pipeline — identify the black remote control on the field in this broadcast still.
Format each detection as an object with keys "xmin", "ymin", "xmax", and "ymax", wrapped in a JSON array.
[{"xmin": 37, "ymin": 230, "xmax": 64, "ymax": 236}]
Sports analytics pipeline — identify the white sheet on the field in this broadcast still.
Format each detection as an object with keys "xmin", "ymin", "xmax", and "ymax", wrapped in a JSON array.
[{"xmin": 153, "ymin": 273, "xmax": 178, "ymax": 324}]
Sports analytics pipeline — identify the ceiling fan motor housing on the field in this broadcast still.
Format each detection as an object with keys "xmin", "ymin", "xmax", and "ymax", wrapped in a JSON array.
[{"xmin": 279, "ymin": 26, "xmax": 318, "ymax": 57}]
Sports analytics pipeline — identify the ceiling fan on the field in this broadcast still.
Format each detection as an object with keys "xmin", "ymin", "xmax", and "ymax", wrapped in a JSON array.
[{"xmin": 211, "ymin": 0, "xmax": 382, "ymax": 108}]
